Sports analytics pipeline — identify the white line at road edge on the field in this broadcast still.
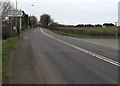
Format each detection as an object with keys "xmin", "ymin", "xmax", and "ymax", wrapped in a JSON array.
[{"xmin": 40, "ymin": 28, "xmax": 120, "ymax": 67}]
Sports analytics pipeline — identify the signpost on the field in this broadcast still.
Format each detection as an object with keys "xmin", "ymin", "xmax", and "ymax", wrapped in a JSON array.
[
  {"xmin": 7, "ymin": 10, "xmax": 23, "ymax": 37},
  {"xmin": 8, "ymin": 10, "xmax": 23, "ymax": 17},
  {"xmin": 102, "ymin": 25, "xmax": 107, "ymax": 29}
]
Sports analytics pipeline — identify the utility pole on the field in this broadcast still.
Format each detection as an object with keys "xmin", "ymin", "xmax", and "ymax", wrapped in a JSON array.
[{"xmin": 16, "ymin": 0, "xmax": 20, "ymax": 37}]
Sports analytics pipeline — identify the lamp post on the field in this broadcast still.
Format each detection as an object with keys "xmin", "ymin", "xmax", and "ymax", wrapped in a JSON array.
[
  {"xmin": 16, "ymin": 0, "xmax": 20, "ymax": 37},
  {"xmin": 28, "ymin": 5, "xmax": 34, "ymax": 28}
]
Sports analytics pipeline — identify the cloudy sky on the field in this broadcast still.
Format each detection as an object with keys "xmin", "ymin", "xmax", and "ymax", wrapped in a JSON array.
[{"xmin": 9, "ymin": 0, "xmax": 119, "ymax": 25}]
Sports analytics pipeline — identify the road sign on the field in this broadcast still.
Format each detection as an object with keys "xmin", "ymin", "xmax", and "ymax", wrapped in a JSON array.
[
  {"xmin": 102, "ymin": 25, "xmax": 107, "ymax": 29},
  {"xmin": 7, "ymin": 10, "xmax": 23, "ymax": 17}
]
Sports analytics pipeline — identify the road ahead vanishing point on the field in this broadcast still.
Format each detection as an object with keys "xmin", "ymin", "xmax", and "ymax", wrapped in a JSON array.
[{"xmin": 10, "ymin": 28, "xmax": 118, "ymax": 84}]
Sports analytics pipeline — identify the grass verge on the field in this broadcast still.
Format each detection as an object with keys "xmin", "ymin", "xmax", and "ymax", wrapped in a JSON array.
[
  {"xmin": 22, "ymin": 28, "xmax": 33, "ymax": 33},
  {"xmin": 2, "ymin": 28, "xmax": 33, "ymax": 84},
  {"xmin": 2, "ymin": 37, "xmax": 22, "ymax": 84},
  {"xmin": 0, "ymin": 43, "xmax": 2, "ymax": 85},
  {"xmin": 2, "ymin": 28, "xmax": 34, "ymax": 84},
  {"xmin": 50, "ymin": 29, "xmax": 118, "ymax": 39}
]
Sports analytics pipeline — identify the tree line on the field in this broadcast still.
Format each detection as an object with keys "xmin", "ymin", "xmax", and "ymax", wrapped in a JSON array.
[{"xmin": 39, "ymin": 14, "xmax": 115, "ymax": 28}]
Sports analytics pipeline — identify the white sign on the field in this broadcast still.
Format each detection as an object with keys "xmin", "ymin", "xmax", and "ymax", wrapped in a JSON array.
[
  {"xmin": 8, "ymin": 10, "xmax": 23, "ymax": 17},
  {"xmin": 13, "ymin": 26, "xmax": 16, "ymax": 30}
]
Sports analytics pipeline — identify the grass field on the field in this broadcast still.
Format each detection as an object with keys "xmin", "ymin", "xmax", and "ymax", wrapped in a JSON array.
[
  {"xmin": 49, "ymin": 26, "xmax": 118, "ymax": 39},
  {"xmin": 50, "ymin": 29, "xmax": 118, "ymax": 39}
]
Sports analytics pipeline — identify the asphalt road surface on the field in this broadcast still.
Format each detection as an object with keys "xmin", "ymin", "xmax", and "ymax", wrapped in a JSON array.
[{"xmin": 10, "ymin": 27, "xmax": 119, "ymax": 84}]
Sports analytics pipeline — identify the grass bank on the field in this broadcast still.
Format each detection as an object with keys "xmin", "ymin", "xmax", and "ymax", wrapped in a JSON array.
[
  {"xmin": 2, "ymin": 28, "xmax": 33, "ymax": 84},
  {"xmin": 50, "ymin": 29, "xmax": 118, "ymax": 39},
  {"xmin": 2, "ymin": 37, "xmax": 22, "ymax": 84}
]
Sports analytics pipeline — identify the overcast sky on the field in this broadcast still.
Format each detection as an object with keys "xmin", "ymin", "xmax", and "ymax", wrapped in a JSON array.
[{"xmin": 9, "ymin": 0, "xmax": 119, "ymax": 25}]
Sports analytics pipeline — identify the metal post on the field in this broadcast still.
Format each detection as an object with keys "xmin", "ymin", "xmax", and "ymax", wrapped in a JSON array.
[
  {"xmin": 16, "ymin": 0, "xmax": 19, "ymax": 36},
  {"xmin": 0, "ymin": 15, "xmax": 2, "ymax": 40},
  {"xmin": 28, "ymin": 15, "xmax": 29, "ymax": 28},
  {"xmin": 16, "ymin": 0, "xmax": 17, "ymax": 10},
  {"xmin": 10, "ymin": 17, "xmax": 13, "ymax": 38},
  {"xmin": 114, "ymin": 22, "xmax": 118, "ymax": 37},
  {"xmin": 20, "ymin": 17, "xmax": 22, "ymax": 37}
]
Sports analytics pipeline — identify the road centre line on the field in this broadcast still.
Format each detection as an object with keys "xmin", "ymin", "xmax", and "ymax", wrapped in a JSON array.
[{"xmin": 40, "ymin": 28, "xmax": 120, "ymax": 67}]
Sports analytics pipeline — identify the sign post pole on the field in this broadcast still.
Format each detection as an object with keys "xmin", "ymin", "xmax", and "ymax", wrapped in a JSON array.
[
  {"xmin": 7, "ymin": 10, "xmax": 23, "ymax": 37},
  {"xmin": 10, "ymin": 17, "xmax": 13, "ymax": 38},
  {"xmin": 20, "ymin": 17, "xmax": 22, "ymax": 37}
]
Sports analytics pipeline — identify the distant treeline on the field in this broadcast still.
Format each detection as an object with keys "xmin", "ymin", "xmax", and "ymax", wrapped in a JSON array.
[
  {"xmin": 39, "ymin": 14, "xmax": 115, "ymax": 28},
  {"xmin": 51, "ymin": 23, "xmax": 115, "ymax": 27}
]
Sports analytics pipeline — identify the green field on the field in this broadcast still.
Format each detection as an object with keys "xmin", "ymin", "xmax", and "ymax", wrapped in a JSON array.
[
  {"xmin": 49, "ymin": 26, "xmax": 118, "ymax": 39},
  {"xmin": 50, "ymin": 29, "xmax": 118, "ymax": 39},
  {"xmin": 56, "ymin": 26, "xmax": 117, "ymax": 33}
]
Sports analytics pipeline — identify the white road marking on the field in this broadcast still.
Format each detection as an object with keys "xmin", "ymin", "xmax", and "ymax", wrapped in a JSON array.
[{"xmin": 40, "ymin": 28, "xmax": 120, "ymax": 67}]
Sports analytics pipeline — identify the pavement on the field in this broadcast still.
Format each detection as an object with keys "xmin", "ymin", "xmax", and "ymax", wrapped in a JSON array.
[
  {"xmin": 10, "ymin": 30, "xmax": 41, "ymax": 84},
  {"xmin": 10, "ymin": 28, "xmax": 119, "ymax": 84}
]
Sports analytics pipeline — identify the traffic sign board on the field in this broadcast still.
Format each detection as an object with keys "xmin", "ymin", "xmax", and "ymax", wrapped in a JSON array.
[{"xmin": 7, "ymin": 10, "xmax": 23, "ymax": 17}]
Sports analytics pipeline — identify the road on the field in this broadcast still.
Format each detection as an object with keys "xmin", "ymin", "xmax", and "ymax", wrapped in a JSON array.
[
  {"xmin": 30, "ymin": 27, "xmax": 118, "ymax": 84},
  {"xmin": 10, "ymin": 27, "xmax": 119, "ymax": 84}
]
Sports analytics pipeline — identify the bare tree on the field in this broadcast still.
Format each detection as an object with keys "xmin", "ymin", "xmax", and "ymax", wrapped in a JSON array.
[
  {"xmin": 0, "ymin": 0, "xmax": 14, "ymax": 39},
  {"xmin": 0, "ymin": 0, "xmax": 13, "ymax": 20}
]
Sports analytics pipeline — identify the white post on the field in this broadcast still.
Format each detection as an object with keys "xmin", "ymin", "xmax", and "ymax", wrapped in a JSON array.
[{"xmin": 114, "ymin": 22, "xmax": 118, "ymax": 37}]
